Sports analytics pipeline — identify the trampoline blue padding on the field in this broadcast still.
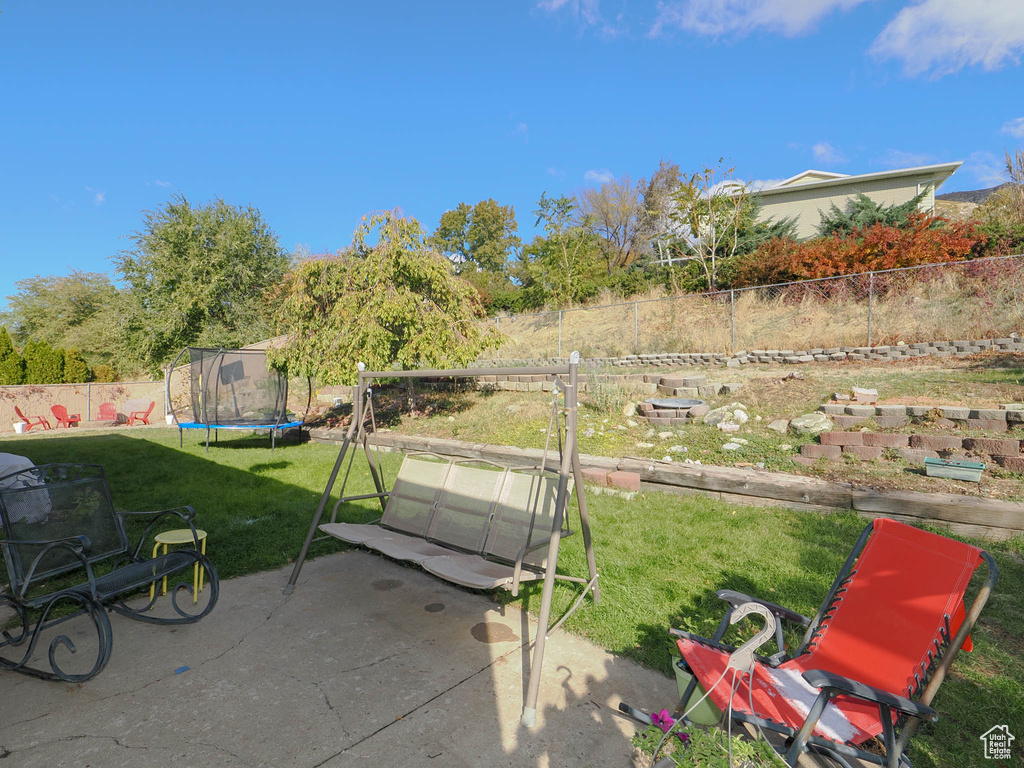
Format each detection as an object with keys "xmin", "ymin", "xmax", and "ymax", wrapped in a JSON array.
[{"xmin": 178, "ymin": 421, "xmax": 304, "ymax": 452}]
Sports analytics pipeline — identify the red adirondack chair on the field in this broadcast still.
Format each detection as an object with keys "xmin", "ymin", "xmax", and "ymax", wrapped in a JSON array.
[
  {"xmin": 14, "ymin": 406, "xmax": 51, "ymax": 432},
  {"xmin": 128, "ymin": 401, "xmax": 155, "ymax": 426},
  {"xmin": 50, "ymin": 404, "xmax": 82, "ymax": 428},
  {"xmin": 97, "ymin": 402, "xmax": 118, "ymax": 421}
]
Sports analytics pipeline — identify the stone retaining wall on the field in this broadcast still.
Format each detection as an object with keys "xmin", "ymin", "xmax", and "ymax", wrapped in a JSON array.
[
  {"xmin": 817, "ymin": 402, "xmax": 1024, "ymax": 431},
  {"xmin": 479, "ymin": 335, "xmax": 1024, "ymax": 369}
]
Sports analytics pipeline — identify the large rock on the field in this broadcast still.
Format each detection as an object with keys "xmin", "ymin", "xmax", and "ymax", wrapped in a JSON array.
[
  {"xmin": 703, "ymin": 402, "xmax": 748, "ymax": 429},
  {"xmin": 789, "ymin": 412, "xmax": 834, "ymax": 436},
  {"xmin": 767, "ymin": 419, "xmax": 790, "ymax": 435}
]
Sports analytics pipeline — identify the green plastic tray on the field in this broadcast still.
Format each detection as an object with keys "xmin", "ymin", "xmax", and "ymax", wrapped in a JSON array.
[{"xmin": 924, "ymin": 457, "xmax": 985, "ymax": 482}]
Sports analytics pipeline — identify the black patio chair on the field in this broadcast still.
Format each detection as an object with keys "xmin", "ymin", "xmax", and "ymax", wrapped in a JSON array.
[{"xmin": 0, "ymin": 463, "xmax": 218, "ymax": 682}]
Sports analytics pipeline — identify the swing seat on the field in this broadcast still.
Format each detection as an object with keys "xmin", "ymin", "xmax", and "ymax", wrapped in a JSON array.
[
  {"xmin": 319, "ymin": 454, "xmax": 569, "ymax": 596},
  {"xmin": 420, "ymin": 554, "xmax": 547, "ymax": 591}
]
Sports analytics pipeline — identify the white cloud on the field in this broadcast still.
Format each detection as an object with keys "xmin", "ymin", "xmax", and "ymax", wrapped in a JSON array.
[
  {"xmin": 584, "ymin": 168, "xmax": 614, "ymax": 183},
  {"xmin": 876, "ymin": 149, "xmax": 938, "ymax": 169},
  {"xmin": 537, "ymin": 0, "xmax": 602, "ymax": 25},
  {"xmin": 155, "ymin": 179, "xmax": 172, "ymax": 188},
  {"xmin": 650, "ymin": 0, "xmax": 869, "ymax": 38},
  {"xmin": 963, "ymin": 150, "xmax": 1006, "ymax": 187},
  {"xmin": 512, "ymin": 122, "xmax": 529, "ymax": 143},
  {"xmin": 1002, "ymin": 117, "xmax": 1024, "ymax": 138},
  {"xmin": 870, "ymin": 0, "xmax": 1024, "ymax": 77},
  {"xmin": 747, "ymin": 177, "xmax": 786, "ymax": 191},
  {"xmin": 547, "ymin": 167, "xmax": 566, "ymax": 179},
  {"xmin": 536, "ymin": 0, "xmax": 628, "ymax": 36},
  {"xmin": 812, "ymin": 142, "xmax": 847, "ymax": 164},
  {"xmin": 85, "ymin": 186, "xmax": 106, "ymax": 206}
]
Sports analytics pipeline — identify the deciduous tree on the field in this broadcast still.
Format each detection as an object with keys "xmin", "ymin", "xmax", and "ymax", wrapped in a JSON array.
[
  {"xmin": 269, "ymin": 211, "xmax": 501, "ymax": 385},
  {"xmin": 668, "ymin": 162, "xmax": 751, "ymax": 291},
  {"xmin": 428, "ymin": 199, "xmax": 521, "ymax": 274},
  {"xmin": 518, "ymin": 194, "xmax": 604, "ymax": 307},
  {"xmin": 113, "ymin": 195, "xmax": 289, "ymax": 376},
  {"xmin": 2, "ymin": 271, "xmax": 118, "ymax": 368}
]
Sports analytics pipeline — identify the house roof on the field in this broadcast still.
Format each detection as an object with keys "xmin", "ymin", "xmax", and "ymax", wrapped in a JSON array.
[
  {"xmin": 756, "ymin": 161, "xmax": 963, "ymax": 196},
  {"xmin": 776, "ymin": 170, "xmax": 850, "ymax": 187}
]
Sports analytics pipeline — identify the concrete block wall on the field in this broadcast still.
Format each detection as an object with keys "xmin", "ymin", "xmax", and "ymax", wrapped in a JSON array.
[{"xmin": 478, "ymin": 336, "xmax": 1024, "ymax": 370}]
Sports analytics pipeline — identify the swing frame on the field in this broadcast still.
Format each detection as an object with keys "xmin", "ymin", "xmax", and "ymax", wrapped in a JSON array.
[{"xmin": 285, "ymin": 352, "xmax": 600, "ymax": 728}]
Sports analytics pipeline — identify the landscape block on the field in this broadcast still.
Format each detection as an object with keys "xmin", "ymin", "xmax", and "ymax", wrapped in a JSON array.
[
  {"xmin": 994, "ymin": 456, "xmax": 1024, "ymax": 473},
  {"xmin": 819, "ymin": 431, "xmax": 864, "ymax": 446},
  {"xmin": 862, "ymin": 433, "xmax": 910, "ymax": 448},
  {"xmin": 873, "ymin": 415, "xmax": 909, "ymax": 429},
  {"xmin": 833, "ymin": 415, "xmax": 870, "ymax": 429},
  {"xmin": 607, "ymin": 471, "xmax": 641, "ymax": 492},
  {"xmin": 581, "ymin": 467, "xmax": 609, "ymax": 486},
  {"xmin": 962, "ymin": 437, "xmax": 1021, "ymax": 455},
  {"xmin": 800, "ymin": 444, "xmax": 842, "ymax": 460},
  {"xmin": 965, "ymin": 419, "xmax": 1008, "ymax": 432},
  {"xmin": 842, "ymin": 445, "xmax": 884, "ymax": 460},
  {"xmin": 909, "ymin": 435, "xmax": 964, "ymax": 452},
  {"xmin": 897, "ymin": 447, "xmax": 940, "ymax": 463}
]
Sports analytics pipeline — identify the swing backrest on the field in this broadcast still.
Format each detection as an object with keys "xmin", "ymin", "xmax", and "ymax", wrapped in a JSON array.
[
  {"xmin": 483, "ymin": 471, "xmax": 569, "ymax": 568},
  {"xmin": 379, "ymin": 456, "xmax": 452, "ymax": 537},
  {"xmin": 426, "ymin": 462, "xmax": 509, "ymax": 553}
]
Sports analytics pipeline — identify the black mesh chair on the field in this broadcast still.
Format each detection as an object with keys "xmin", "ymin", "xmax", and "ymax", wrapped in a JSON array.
[{"xmin": 0, "ymin": 463, "xmax": 218, "ymax": 682}]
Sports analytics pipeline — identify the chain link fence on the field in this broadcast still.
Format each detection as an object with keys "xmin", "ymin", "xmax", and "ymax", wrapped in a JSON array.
[{"xmin": 484, "ymin": 254, "xmax": 1024, "ymax": 359}]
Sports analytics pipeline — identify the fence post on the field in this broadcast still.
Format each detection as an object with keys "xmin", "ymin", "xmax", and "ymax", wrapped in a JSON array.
[
  {"xmin": 557, "ymin": 311, "xmax": 563, "ymax": 358},
  {"xmin": 495, "ymin": 316, "xmax": 500, "ymax": 360},
  {"xmin": 730, "ymin": 289, "xmax": 736, "ymax": 354},
  {"xmin": 86, "ymin": 382, "xmax": 92, "ymax": 421},
  {"xmin": 634, "ymin": 302, "xmax": 639, "ymax": 352},
  {"xmin": 867, "ymin": 272, "xmax": 874, "ymax": 348}
]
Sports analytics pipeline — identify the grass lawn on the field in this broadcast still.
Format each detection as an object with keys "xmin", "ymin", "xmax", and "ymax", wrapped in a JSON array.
[{"xmin": 1, "ymin": 427, "xmax": 1021, "ymax": 767}]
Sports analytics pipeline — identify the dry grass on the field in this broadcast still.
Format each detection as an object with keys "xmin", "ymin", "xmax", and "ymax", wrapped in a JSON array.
[{"xmin": 486, "ymin": 260, "xmax": 1024, "ymax": 358}]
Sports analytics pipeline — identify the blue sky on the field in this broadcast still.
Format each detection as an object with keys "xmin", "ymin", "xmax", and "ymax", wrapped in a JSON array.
[{"xmin": 2, "ymin": 0, "xmax": 1023, "ymax": 308}]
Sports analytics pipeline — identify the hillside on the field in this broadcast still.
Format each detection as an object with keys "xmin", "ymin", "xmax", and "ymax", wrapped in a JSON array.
[{"xmin": 936, "ymin": 183, "xmax": 1008, "ymax": 203}]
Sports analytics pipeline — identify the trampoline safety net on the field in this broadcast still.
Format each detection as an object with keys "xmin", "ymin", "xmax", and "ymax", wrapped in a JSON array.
[{"xmin": 188, "ymin": 348, "xmax": 289, "ymax": 426}]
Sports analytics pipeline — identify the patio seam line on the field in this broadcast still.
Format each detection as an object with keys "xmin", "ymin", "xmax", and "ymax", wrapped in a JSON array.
[
  {"xmin": 333, "ymin": 651, "xmax": 403, "ymax": 676},
  {"xmin": 2, "ymin": 734, "xmax": 153, "ymax": 761},
  {"xmin": 192, "ymin": 592, "xmax": 294, "ymax": 669},
  {"xmin": 284, "ymin": 672, "xmax": 355, "ymax": 742},
  {"xmin": 183, "ymin": 738, "xmax": 255, "ymax": 766},
  {"xmin": 311, "ymin": 642, "xmax": 525, "ymax": 767}
]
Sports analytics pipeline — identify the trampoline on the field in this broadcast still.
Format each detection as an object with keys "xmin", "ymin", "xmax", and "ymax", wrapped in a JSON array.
[{"xmin": 168, "ymin": 347, "xmax": 309, "ymax": 452}]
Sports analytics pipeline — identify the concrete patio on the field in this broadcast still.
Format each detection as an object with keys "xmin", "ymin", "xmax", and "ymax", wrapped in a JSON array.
[{"xmin": 0, "ymin": 551, "xmax": 674, "ymax": 767}]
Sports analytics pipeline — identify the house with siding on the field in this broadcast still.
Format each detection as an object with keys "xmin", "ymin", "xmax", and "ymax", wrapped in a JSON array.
[{"xmin": 755, "ymin": 161, "xmax": 962, "ymax": 239}]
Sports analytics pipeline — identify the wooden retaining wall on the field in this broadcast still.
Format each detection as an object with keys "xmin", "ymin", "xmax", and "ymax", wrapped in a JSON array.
[{"xmin": 309, "ymin": 429, "xmax": 1024, "ymax": 541}]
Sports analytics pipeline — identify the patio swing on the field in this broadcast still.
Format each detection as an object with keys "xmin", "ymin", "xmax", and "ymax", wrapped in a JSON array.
[{"xmin": 285, "ymin": 352, "xmax": 600, "ymax": 728}]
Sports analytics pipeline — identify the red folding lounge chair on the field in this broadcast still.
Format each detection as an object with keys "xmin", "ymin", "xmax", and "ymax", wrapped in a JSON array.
[
  {"xmin": 128, "ymin": 401, "xmax": 155, "ymax": 426},
  {"xmin": 50, "ymin": 404, "xmax": 82, "ymax": 428},
  {"xmin": 97, "ymin": 402, "xmax": 118, "ymax": 421},
  {"xmin": 671, "ymin": 519, "xmax": 997, "ymax": 768},
  {"xmin": 14, "ymin": 406, "xmax": 50, "ymax": 431}
]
